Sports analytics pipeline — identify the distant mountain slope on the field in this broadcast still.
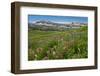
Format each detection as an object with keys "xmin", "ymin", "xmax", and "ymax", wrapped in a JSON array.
[{"xmin": 28, "ymin": 20, "xmax": 87, "ymax": 31}]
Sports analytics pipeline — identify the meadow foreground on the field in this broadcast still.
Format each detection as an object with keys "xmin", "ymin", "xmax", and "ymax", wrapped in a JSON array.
[{"xmin": 28, "ymin": 26, "xmax": 88, "ymax": 60}]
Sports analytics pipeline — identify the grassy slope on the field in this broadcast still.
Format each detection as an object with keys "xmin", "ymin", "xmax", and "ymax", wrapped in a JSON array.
[{"xmin": 28, "ymin": 26, "xmax": 88, "ymax": 60}]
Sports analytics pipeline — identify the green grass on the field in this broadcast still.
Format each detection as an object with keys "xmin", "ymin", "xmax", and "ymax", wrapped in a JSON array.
[{"xmin": 28, "ymin": 26, "xmax": 88, "ymax": 60}]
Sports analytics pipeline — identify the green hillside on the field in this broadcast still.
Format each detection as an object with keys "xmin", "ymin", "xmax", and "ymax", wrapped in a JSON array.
[{"xmin": 28, "ymin": 26, "xmax": 88, "ymax": 60}]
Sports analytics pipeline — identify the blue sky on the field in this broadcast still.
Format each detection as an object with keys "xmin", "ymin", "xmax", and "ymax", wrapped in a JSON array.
[{"xmin": 28, "ymin": 15, "xmax": 88, "ymax": 24}]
